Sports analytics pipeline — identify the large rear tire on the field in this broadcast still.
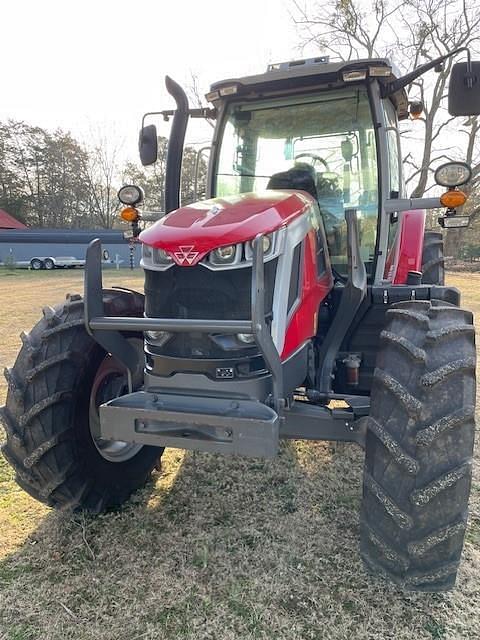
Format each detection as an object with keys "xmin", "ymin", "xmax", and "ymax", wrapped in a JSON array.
[
  {"xmin": 1, "ymin": 290, "xmax": 162, "ymax": 513},
  {"xmin": 360, "ymin": 300, "xmax": 476, "ymax": 591},
  {"xmin": 421, "ymin": 231, "xmax": 445, "ymax": 285}
]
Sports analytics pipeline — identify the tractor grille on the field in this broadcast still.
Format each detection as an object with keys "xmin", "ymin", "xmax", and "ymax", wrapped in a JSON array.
[{"xmin": 144, "ymin": 260, "xmax": 277, "ymax": 359}]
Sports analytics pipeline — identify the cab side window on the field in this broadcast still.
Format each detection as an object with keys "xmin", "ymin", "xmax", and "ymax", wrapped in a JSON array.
[
  {"xmin": 384, "ymin": 100, "xmax": 402, "ymax": 198},
  {"xmin": 387, "ymin": 129, "xmax": 400, "ymax": 197}
]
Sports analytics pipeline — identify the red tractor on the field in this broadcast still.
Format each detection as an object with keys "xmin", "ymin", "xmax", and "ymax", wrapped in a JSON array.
[{"xmin": 2, "ymin": 52, "xmax": 479, "ymax": 591}]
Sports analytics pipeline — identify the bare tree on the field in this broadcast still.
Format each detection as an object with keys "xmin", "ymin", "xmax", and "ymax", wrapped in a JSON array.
[
  {"xmin": 187, "ymin": 72, "xmax": 215, "ymax": 129},
  {"xmin": 122, "ymin": 137, "xmax": 169, "ymax": 211},
  {"xmin": 292, "ymin": 0, "xmax": 401, "ymax": 60},
  {"xmin": 83, "ymin": 127, "xmax": 124, "ymax": 229},
  {"xmin": 291, "ymin": 0, "xmax": 480, "ymax": 198}
]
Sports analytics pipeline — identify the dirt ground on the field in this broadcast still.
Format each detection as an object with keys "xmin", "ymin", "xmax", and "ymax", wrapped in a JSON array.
[{"xmin": 0, "ymin": 269, "xmax": 479, "ymax": 640}]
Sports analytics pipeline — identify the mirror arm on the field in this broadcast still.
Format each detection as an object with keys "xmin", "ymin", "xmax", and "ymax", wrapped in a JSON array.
[
  {"xmin": 385, "ymin": 197, "xmax": 442, "ymax": 213},
  {"xmin": 381, "ymin": 47, "xmax": 471, "ymax": 97},
  {"xmin": 138, "ymin": 210, "xmax": 164, "ymax": 221},
  {"xmin": 142, "ymin": 107, "xmax": 216, "ymax": 127}
]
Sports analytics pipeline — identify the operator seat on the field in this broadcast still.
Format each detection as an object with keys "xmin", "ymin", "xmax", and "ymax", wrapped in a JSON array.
[{"xmin": 267, "ymin": 163, "xmax": 319, "ymax": 201}]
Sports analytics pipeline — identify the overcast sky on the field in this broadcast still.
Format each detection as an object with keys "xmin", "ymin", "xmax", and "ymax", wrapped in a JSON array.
[
  {"xmin": 1, "ymin": 0, "xmax": 470, "ymax": 179},
  {"xmin": 2, "ymin": 0, "xmax": 300, "ymax": 158}
]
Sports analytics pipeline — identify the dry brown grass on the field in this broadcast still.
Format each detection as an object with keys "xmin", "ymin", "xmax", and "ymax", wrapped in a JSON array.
[{"xmin": 0, "ymin": 269, "xmax": 479, "ymax": 640}]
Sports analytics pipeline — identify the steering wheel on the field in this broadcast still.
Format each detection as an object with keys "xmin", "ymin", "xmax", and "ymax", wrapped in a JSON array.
[{"xmin": 295, "ymin": 153, "xmax": 330, "ymax": 171}]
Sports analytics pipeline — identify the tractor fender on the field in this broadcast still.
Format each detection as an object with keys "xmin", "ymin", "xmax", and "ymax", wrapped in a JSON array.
[{"xmin": 383, "ymin": 209, "xmax": 426, "ymax": 284}]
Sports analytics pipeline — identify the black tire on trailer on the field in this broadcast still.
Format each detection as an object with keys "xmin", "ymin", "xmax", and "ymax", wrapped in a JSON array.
[
  {"xmin": 360, "ymin": 299, "xmax": 476, "ymax": 591},
  {"xmin": 1, "ymin": 290, "xmax": 162, "ymax": 513},
  {"xmin": 43, "ymin": 258, "xmax": 55, "ymax": 270},
  {"xmin": 30, "ymin": 258, "xmax": 44, "ymax": 270},
  {"xmin": 421, "ymin": 231, "xmax": 445, "ymax": 285}
]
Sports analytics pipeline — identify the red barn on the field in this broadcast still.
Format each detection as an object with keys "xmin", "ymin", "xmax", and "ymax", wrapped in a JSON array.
[{"xmin": 0, "ymin": 209, "xmax": 27, "ymax": 230}]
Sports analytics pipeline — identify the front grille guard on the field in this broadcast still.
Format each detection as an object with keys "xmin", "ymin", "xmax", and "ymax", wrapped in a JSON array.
[{"xmin": 84, "ymin": 237, "xmax": 284, "ymax": 412}]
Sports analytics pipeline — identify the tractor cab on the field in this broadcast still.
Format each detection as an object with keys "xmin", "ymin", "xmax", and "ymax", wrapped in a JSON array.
[
  {"xmin": 137, "ymin": 54, "xmax": 478, "ymax": 284},
  {"xmin": 209, "ymin": 61, "xmax": 388, "ymax": 277}
]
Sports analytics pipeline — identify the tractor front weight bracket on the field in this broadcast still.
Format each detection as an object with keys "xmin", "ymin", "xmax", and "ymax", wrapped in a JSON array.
[
  {"xmin": 84, "ymin": 236, "xmax": 284, "ymax": 406},
  {"xmin": 85, "ymin": 238, "xmax": 368, "ymax": 458}
]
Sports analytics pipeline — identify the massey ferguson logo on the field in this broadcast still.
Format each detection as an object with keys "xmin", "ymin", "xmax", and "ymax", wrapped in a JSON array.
[{"xmin": 173, "ymin": 246, "xmax": 199, "ymax": 265}]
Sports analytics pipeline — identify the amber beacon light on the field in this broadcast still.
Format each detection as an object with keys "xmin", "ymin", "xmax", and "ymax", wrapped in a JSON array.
[
  {"xmin": 439, "ymin": 189, "xmax": 467, "ymax": 208},
  {"xmin": 120, "ymin": 206, "xmax": 140, "ymax": 222}
]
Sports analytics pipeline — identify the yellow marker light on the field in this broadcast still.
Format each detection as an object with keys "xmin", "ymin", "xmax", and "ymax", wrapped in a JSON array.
[
  {"xmin": 120, "ymin": 206, "xmax": 140, "ymax": 222},
  {"xmin": 440, "ymin": 190, "xmax": 467, "ymax": 209}
]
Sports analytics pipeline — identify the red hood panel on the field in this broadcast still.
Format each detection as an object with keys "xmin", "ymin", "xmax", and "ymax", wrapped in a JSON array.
[{"xmin": 139, "ymin": 191, "xmax": 312, "ymax": 266}]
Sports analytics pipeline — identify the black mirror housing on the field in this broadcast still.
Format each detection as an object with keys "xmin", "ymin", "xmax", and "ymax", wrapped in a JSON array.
[
  {"xmin": 139, "ymin": 124, "xmax": 158, "ymax": 166},
  {"xmin": 448, "ymin": 62, "xmax": 480, "ymax": 116}
]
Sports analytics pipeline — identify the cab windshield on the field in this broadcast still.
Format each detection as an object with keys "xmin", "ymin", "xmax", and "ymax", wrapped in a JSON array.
[{"xmin": 214, "ymin": 89, "xmax": 379, "ymax": 275}]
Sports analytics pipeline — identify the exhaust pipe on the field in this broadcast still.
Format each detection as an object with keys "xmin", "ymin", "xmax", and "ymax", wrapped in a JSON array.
[{"xmin": 165, "ymin": 76, "xmax": 189, "ymax": 213}]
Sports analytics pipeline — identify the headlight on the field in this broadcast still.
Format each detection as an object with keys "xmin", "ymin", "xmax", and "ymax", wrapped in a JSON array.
[
  {"xmin": 141, "ymin": 243, "xmax": 174, "ymax": 271},
  {"xmin": 145, "ymin": 331, "xmax": 171, "ymax": 346},
  {"xmin": 434, "ymin": 162, "xmax": 472, "ymax": 188},
  {"xmin": 118, "ymin": 184, "xmax": 144, "ymax": 205},
  {"xmin": 248, "ymin": 233, "xmax": 273, "ymax": 255},
  {"xmin": 261, "ymin": 234, "xmax": 272, "ymax": 253},
  {"xmin": 142, "ymin": 244, "xmax": 173, "ymax": 263},
  {"xmin": 210, "ymin": 244, "xmax": 237, "ymax": 265},
  {"xmin": 154, "ymin": 248, "xmax": 173, "ymax": 264}
]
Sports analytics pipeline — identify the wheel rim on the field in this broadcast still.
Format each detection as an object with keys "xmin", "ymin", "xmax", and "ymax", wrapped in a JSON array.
[
  {"xmin": 31, "ymin": 260, "xmax": 42, "ymax": 270},
  {"xmin": 89, "ymin": 354, "xmax": 143, "ymax": 462},
  {"xmin": 44, "ymin": 260, "xmax": 54, "ymax": 270}
]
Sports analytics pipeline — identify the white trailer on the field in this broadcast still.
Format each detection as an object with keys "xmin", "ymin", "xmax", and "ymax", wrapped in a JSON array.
[
  {"xmin": 29, "ymin": 256, "xmax": 86, "ymax": 270},
  {"xmin": 0, "ymin": 229, "xmax": 136, "ymax": 269}
]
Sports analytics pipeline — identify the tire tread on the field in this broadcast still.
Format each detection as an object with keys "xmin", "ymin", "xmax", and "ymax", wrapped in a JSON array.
[
  {"xmin": 360, "ymin": 299, "xmax": 476, "ymax": 591},
  {"xmin": 1, "ymin": 291, "xmax": 160, "ymax": 513}
]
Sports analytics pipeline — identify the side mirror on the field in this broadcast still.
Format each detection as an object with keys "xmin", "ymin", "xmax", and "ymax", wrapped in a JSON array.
[
  {"xmin": 448, "ymin": 62, "xmax": 480, "ymax": 116},
  {"xmin": 139, "ymin": 124, "xmax": 158, "ymax": 166}
]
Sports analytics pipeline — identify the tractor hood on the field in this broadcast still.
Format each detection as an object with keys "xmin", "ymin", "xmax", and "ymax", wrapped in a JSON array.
[{"xmin": 139, "ymin": 191, "xmax": 312, "ymax": 266}]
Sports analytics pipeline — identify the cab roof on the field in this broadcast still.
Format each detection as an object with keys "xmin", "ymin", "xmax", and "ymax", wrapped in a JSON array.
[{"xmin": 209, "ymin": 57, "xmax": 408, "ymax": 119}]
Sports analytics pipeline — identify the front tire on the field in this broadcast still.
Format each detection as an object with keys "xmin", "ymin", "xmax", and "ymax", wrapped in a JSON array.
[
  {"xmin": 360, "ymin": 300, "xmax": 476, "ymax": 591},
  {"xmin": 1, "ymin": 290, "xmax": 162, "ymax": 512}
]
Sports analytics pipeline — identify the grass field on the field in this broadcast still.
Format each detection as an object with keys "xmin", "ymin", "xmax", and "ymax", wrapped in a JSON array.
[{"xmin": 0, "ymin": 269, "xmax": 479, "ymax": 640}]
